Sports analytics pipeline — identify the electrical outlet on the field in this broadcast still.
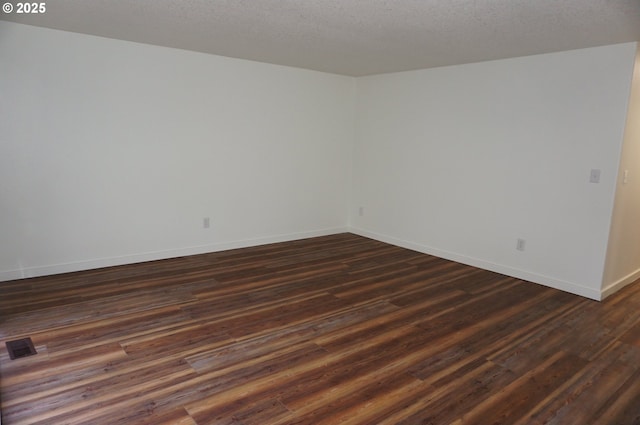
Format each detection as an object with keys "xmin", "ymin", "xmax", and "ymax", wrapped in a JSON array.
[
  {"xmin": 516, "ymin": 238, "xmax": 526, "ymax": 251},
  {"xmin": 590, "ymin": 169, "xmax": 601, "ymax": 184},
  {"xmin": 359, "ymin": 206, "xmax": 364, "ymax": 216},
  {"xmin": 203, "ymin": 217, "xmax": 210, "ymax": 229}
]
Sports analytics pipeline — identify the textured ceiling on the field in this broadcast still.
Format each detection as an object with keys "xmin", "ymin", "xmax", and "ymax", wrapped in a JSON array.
[{"xmin": 2, "ymin": 0, "xmax": 640, "ymax": 76}]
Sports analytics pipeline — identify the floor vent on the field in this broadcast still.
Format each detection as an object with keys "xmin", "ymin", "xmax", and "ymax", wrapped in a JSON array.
[{"xmin": 6, "ymin": 337, "xmax": 37, "ymax": 360}]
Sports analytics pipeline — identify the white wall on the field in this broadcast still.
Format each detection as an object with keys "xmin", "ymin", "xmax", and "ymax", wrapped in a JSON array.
[
  {"xmin": 2, "ymin": 21, "xmax": 638, "ymax": 300},
  {"xmin": 0, "ymin": 22, "xmax": 355, "ymax": 280},
  {"xmin": 351, "ymin": 44, "xmax": 637, "ymax": 300},
  {"xmin": 603, "ymin": 44, "xmax": 640, "ymax": 297}
]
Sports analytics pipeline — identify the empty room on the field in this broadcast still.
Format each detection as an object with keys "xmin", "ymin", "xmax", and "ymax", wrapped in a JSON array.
[{"xmin": 2, "ymin": 1, "xmax": 640, "ymax": 424}]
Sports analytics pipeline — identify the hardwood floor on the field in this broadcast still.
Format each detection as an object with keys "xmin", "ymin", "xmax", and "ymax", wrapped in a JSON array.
[{"xmin": 1, "ymin": 233, "xmax": 640, "ymax": 425}]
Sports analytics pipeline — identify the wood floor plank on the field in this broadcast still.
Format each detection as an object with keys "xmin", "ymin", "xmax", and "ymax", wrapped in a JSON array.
[
  {"xmin": 591, "ymin": 368, "xmax": 640, "ymax": 425},
  {"xmin": 452, "ymin": 351, "xmax": 589, "ymax": 425},
  {"xmin": 387, "ymin": 361, "xmax": 518, "ymax": 425},
  {"xmin": 186, "ymin": 300, "xmax": 399, "ymax": 374},
  {"xmin": 282, "ymin": 372, "xmax": 425, "ymax": 425},
  {"xmin": 2, "ymin": 233, "xmax": 640, "ymax": 424},
  {"xmin": 525, "ymin": 341, "xmax": 640, "ymax": 425}
]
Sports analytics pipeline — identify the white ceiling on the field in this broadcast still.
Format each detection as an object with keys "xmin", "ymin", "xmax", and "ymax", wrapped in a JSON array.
[{"xmin": 2, "ymin": 0, "xmax": 640, "ymax": 76}]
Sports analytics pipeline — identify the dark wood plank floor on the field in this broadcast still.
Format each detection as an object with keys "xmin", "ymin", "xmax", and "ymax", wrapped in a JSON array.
[{"xmin": 1, "ymin": 233, "xmax": 640, "ymax": 425}]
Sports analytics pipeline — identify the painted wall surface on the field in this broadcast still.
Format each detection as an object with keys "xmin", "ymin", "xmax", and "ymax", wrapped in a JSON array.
[
  {"xmin": 0, "ymin": 22, "xmax": 355, "ymax": 280},
  {"xmin": 603, "ymin": 44, "xmax": 640, "ymax": 297},
  {"xmin": 351, "ymin": 44, "xmax": 637, "ymax": 300},
  {"xmin": 2, "ymin": 21, "xmax": 638, "ymax": 300}
]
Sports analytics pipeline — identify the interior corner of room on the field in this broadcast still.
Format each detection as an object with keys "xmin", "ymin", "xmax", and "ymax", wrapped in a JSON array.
[{"xmin": 1, "ymin": 20, "xmax": 640, "ymax": 301}]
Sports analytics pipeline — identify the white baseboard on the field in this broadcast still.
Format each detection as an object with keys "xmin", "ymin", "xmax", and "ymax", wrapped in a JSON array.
[
  {"xmin": 349, "ymin": 227, "xmax": 602, "ymax": 301},
  {"xmin": 3, "ymin": 226, "xmax": 611, "ymax": 301},
  {"xmin": 0, "ymin": 227, "xmax": 349, "ymax": 282},
  {"xmin": 601, "ymin": 268, "xmax": 640, "ymax": 299}
]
